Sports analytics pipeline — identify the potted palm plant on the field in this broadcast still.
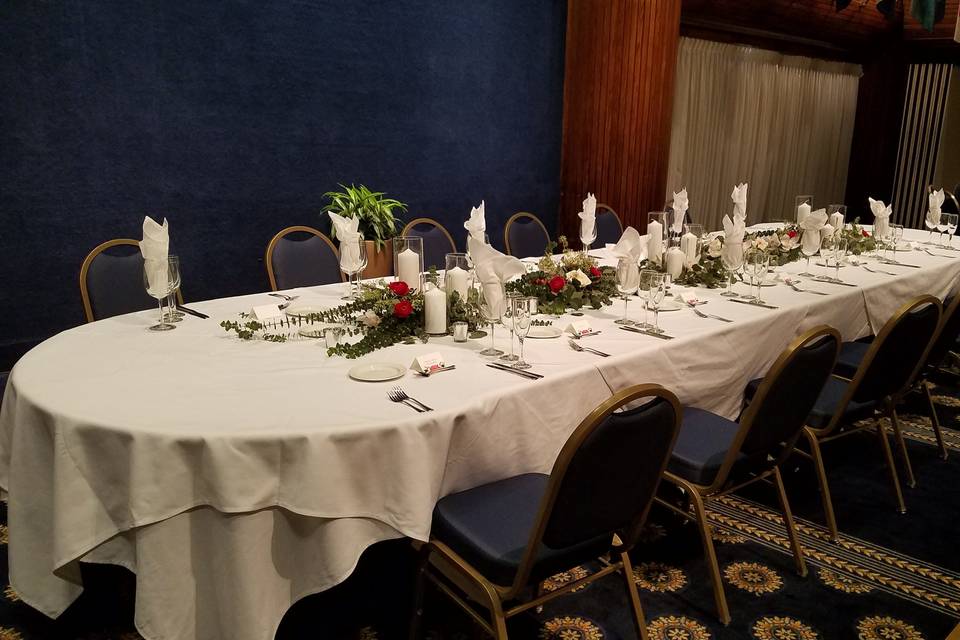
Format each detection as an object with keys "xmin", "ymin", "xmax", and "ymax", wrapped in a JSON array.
[{"xmin": 322, "ymin": 184, "xmax": 408, "ymax": 277}]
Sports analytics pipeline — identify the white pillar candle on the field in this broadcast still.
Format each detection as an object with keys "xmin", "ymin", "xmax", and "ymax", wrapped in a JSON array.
[
  {"xmin": 797, "ymin": 203, "xmax": 811, "ymax": 226},
  {"xmin": 680, "ymin": 232, "xmax": 698, "ymax": 264},
  {"xmin": 397, "ymin": 248, "xmax": 420, "ymax": 290},
  {"xmin": 829, "ymin": 212, "xmax": 844, "ymax": 230},
  {"xmin": 665, "ymin": 247, "xmax": 684, "ymax": 279},
  {"xmin": 424, "ymin": 284, "xmax": 446, "ymax": 334},
  {"xmin": 647, "ymin": 220, "xmax": 663, "ymax": 263},
  {"xmin": 445, "ymin": 265, "xmax": 469, "ymax": 302}
]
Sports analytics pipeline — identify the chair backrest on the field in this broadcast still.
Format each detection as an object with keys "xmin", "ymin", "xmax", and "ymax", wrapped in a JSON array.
[
  {"xmin": 80, "ymin": 239, "xmax": 158, "ymax": 322},
  {"xmin": 511, "ymin": 385, "xmax": 680, "ymax": 588},
  {"xmin": 265, "ymin": 226, "xmax": 342, "ymax": 291},
  {"xmin": 728, "ymin": 327, "xmax": 841, "ymax": 480},
  {"xmin": 848, "ymin": 296, "xmax": 942, "ymax": 406},
  {"xmin": 925, "ymin": 294, "xmax": 960, "ymax": 370},
  {"xmin": 595, "ymin": 204, "xmax": 623, "ymax": 245},
  {"xmin": 401, "ymin": 218, "xmax": 457, "ymax": 271},
  {"xmin": 504, "ymin": 212, "xmax": 550, "ymax": 258}
]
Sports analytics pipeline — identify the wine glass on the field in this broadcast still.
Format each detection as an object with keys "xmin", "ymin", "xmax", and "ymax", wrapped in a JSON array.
[
  {"xmin": 164, "ymin": 255, "xmax": 184, "ymax": 323},
  {"xmin": 500, "ymin": 292, "xmax": 521, "ymax": 362},
  {"xmin": 615, "ymin": 257, "xmax": 639, "ymax": 325},
  {"xmin": 799, "ymin": 231, "xmax": 819, "ymax": 277},
  {"xmin": 746, "ymin": 251, "xmax": 769, "ymax": 303},
  {"xmin": 720, "ymin": 241, "xmax": 744, "ymax": 297},
  {"xmin": 646, "ymin": 272, "xmax": 667, "ymax": 334},
  {"xmin": 340, "ymin": 235, "xmax": 367, "ymax": 300},
  {"xmin": 925, "ymin": 211, "xmax": 939, "ymax": 244},
  {"xmin": 890, "ymin": 224, "xmax": 904, "ymax": 263},
  {"xmin": 832, "ymin": 238, "xmax": 848, "ymax": 283},
  {"xmin": 936, "ymin": 214, "xmax": 949, "ymax": 247},
  {"xmin": 580, "ymin": 220, "xmax": 597, "ymax": 254},
  {"xmin": 476, "ymin": 281, "xmax": 504, "ymax": 357},
  {"xmin": 511, "ymin": 296, "xmax": 536, "ymax": 370},
  {"xmin": 947, "ymin": 214, "xmax": 958, "ymax": 249},
  {"xmin": 143, "ymin": 258, "xmax": 176, "ymax": 331},
  {"xmin": 637, "ymin": 269, "xmax": 657, "ymax": 329}
]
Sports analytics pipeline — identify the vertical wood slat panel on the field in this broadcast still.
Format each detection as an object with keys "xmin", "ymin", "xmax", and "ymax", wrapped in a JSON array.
[{"xmin": 558, "ymin": 0, "xmax": 682, "ymax": 237}]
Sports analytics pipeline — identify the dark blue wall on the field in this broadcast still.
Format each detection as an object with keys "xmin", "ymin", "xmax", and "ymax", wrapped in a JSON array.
[{"xmin": 0, "ymin": 1, "xmax": 566, "ymax": 368}]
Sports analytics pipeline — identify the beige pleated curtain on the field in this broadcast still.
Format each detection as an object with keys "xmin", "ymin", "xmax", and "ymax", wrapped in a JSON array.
[{"xmin": 667, "ymin": 38, "xmax": 862, "ymax": 231}]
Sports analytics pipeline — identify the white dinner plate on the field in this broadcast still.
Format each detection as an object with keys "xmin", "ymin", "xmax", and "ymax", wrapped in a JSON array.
[
  {"xmin": 286, "ymin": 306, "xmax": 325, "ymax": 318},
  {"xmin": 656, "ymin": 299, "xmax": 682, "ymax": 312},
  {"xmin": 528, "ymin": 325, "xmax": 562, "ymax": 339},
  {"xmin": 348, "ymin": 362, "xmax": 406, "ymax": 382}
]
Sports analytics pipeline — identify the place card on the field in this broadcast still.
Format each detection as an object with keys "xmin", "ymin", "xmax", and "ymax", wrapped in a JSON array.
[
  {"xmin": 410, "ymin": 352, "xmax": 446, "ymax": 374},
  {"xmin": 250, "ymin": 304, "xmax": 283, "ymax": 321},
  {"xmin": 566, "ymin": 319, "xmax": 594, "ymax": 337}
]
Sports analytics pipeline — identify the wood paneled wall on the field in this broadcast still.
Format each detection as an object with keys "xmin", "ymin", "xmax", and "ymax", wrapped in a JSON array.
[
  {"xmin": 904, "ymin": 0, "xmax": 960, "ymax": 43},
  {"xmin": 558, "ymin": 0, "xmax": 682, "ymax": 236}
]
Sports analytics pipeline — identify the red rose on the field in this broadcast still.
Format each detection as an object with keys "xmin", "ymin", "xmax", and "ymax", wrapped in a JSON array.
[
  {"xmin": 589, "ymin": 266, "xmax": 601, "ymax": 278},
  {"xmin": 548, "ymin": 275, "xmax": 566, "ymax": 294},
  {"xmin": 787, "ymin": 230, "xmax": 798, "ymax": 238},
  {"xmin": 862, "ymin": 229, "xmax": 870, "ymax": 237},
  {"xmin": 535, "ymin": 278, "xmax": 546, "ymax": 286},
  {"xmin": 388, "ymin": 281, "xmax": 410, "ymax": 297},
  {"xmin": 393, "ymin": 300, "xmax": 413, "ymax": 319}
]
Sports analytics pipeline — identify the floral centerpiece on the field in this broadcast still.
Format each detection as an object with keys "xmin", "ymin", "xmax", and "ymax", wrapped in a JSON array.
[
  {"xmin": 506, "ymin": 236, "xmax": 618, "ymax": 315},
  {"xmin": 670, "ymin": 225, "xmax": 802, "ymax": 288},
  {"xmin": 841, "ymin": 219, "xmax": 878, "ymax": 255}
]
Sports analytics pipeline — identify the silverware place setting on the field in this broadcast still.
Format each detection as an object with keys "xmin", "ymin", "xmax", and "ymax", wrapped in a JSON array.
[
  {"xmin": 268, "ymin": 292, "xmax": 300, "ymax": 301},
  {"xmin": 388, "ymin": 386, "xmax": 433, "ymax": 412},
  {"xmin": 568, "ymin": 339, "xmax": 610, "ymax": 357},
  {"xmin": 568, "ymin": 330, "xmax": 602, "ymax": 340},
  {"xmin": 684, "ymin": 301, "xmax": 733, "ymax": 322},
  {"xmin": 783, "ymin": 278, "xmax": 828, "ymax": 296},
  {"xmin": 924, "ymin": 248, "xmax": 955, "ymax": 258},
  {"xmin": 485, "ymin": 362, "xmax": 543, "ymax": 379},
  {"xmin": 619, "ymin": 325, "xmax": 674, "ymax": 340},
  {"xmin": 727, "ymin": 298, "xmax": 779, "ymax": 310}
]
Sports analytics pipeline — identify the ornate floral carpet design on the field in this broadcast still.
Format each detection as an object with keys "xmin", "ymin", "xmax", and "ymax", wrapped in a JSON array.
[{"xmin": 0, "ymin": 381, "xmax": 958, "ymax": 639}]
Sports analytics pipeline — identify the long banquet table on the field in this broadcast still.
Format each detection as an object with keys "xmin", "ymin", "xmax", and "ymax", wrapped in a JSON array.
[{"xmin": 1, "ymin": 226, "xmax": 958, "ymax": 640}]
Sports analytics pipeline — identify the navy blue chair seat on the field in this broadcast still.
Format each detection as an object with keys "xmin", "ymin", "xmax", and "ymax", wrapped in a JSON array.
[
  {"xmin": 401, "ymin": 218, "xmax": 457, "ymax": 272},
  {"xmin": 594, "ymin": 205, "xmax": 623, "ymax": 246},
  {"xmin": 80, "ymin": 239, "xmax": 163, "ymax": 322},
  {"xmin": 834, "ymin": 341, "xmax": 871, "ymax": 379},
  {"xmin": 745, "ymin": 375, "xmax": 876, "ymax": 429},
  {"xmin": 504, "ymin": 212, "xmax": 551, "ymax": 258},
  {"xmin": 667, "ymin": 408, "xmax": 745, "ymax": 485},
  {"xmin": 432, "ymin": 473, "xmax": 609, "ymax": 586},
  {"xmin": 265, "ymin": 226, "xmax": 342, "ymax": 291}
]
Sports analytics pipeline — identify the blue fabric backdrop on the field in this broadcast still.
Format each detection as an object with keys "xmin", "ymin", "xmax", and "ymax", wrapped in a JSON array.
[{"xmin": 0, "ymin": 1, "xmax": 566, "ymax": 369}]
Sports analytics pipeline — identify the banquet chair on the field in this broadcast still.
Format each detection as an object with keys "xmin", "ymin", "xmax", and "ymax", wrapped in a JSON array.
[
  {"xmin": 409, "ymin": 384, "xmax": 682, "ymax": 640},
  {"xmin": 503, "ymin": 212, "xmax": 550, "ymax": 258},
  {"xmin": 265, "ymin": 226, "xmax": 343, "ymax": 291},
  {"xmin": 748, "ymin": 296, "xmax": 941, "ymax": 541},
  {"xmin": 401, "ymin": 218, "xmax": 457, "ymax": 271},
  {"xmin": 657, "ymin": 326, "xmax": 840, "ymax": 625},
  {"xmin": 595, "ymin": 204, "xmax": 623, "ymax": 246},
  {"xmin": 834, "ymin": 294, "xmax": 960, "ymax": 461},
  {"xmin": 80, "ymin": 239, "xmax": 180, "ymax": 322}
]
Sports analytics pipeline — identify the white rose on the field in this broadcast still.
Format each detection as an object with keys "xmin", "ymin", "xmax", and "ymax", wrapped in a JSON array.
[
  {"xmin": 566, "ymin": 269, "xmax": 592, "ymax": 287},
  {"xmin": 754, "ymin": 237, "xmax": 768, "ymax": 252},
  {"xmin": 780, "ymin": 233, "xmax": 799, "ymax": 251},
  {"xmin": 765, "ymin": 233, "xmax": 781, "ymax": 249},
  {"xmin": 707, "ymin": 237, "xmax": 723, "ymax": 258},
  {"xmin": 361, "ymin": 310, "xmax": 381, "ymax": 327}
]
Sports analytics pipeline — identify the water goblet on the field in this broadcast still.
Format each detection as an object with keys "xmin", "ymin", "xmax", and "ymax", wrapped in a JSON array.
[
  {"xmin": 340, "ymin": 235, "xmax": 367, "ymax": 299},
  {"xmin": 143, "ymin": 257, "xmax": 177, "ymax": 331},
  {"xmin": 499, "ymin": 291, "xmax": 521, "ymax": 362},
  {"xmin": 647, "ymin": 273, "xmax": 667, "ymax": 334},
  {"xmin": 476, "ymin": 281, "xmax": 504, "ymax": 357},
  {"xmin": 614, "ymin": 257, "xmax": 639, "ymax": 325},
  {"xmin": 947, "ymin": 214, "xmax": 958, "ymax": 248},
  {"xmin": 890, "ymin": 224, "xmax": 904, "ymax": 262},
  {"xmin": 580, "ymin": 221, "xmax": 597, "ymax": 254},
  {"xmin": 511, "ymin": 296, "xmax": 536, "ymax": 370},
  {"xmin": 637, "ymin": 269, "xmax": 658, "ymax": 328},
  {"xmin": 746, "ymin": 251, "xmax": 769, "ymax": 303},
  {"xmin": 720, "ymin": 241, "xmax": 744, "ymax": 297},
  {"xmin": 799, "ymin": 231, "xmax": 819, "ymax": 277},
  {"xmin": 163, "ymin": 255, "xmax": 184, "ymax": 323}
]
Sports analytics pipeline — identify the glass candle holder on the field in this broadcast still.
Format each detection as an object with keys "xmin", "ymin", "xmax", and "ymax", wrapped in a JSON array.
[
  {"xmin": 444, "ymin": 253, "xmax": 471, "ymax": 309},
  {"xmin": 646, "ymin": 211, "xmax": 668, "ymax": 264},
  {"xmin": 393, "ymin": 236, "xmax": 424, "ymax": 292}
]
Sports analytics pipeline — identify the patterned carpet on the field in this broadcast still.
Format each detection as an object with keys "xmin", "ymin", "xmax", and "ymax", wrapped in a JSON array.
[{"xmin": 1, "ymin": 379, "xmax": 959, "ymax": 639}]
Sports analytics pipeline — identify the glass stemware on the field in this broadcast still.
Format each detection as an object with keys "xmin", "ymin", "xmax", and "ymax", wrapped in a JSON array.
[
  {"xmin": 890, "ymin": 224, "xmax": 904, "ymax": 263},
  {"xmin": 925, "ymin": 212, "xmax": 939, "ymax": 244},
  {"xmin": 499, "ymin": 292, "xmax": 521, "ymax": 362},
  {"xmin": 163, "ymin": 255, "xmax": 184, "ymax": 323},
  {"xmin": 340, "ymin": 235, "xmax": 367, "ymax": 299},
  {"xmin": 143, "ymin": 257, "xmax": 177, "ymax": 331},
  {"xmin": 647, "ymin": 272, "xmax": 667, "ymax": 334},
  {"xmin": 580, "ymin": 222, "xmax": 597, "ymax": 254},
  {"xmin": 746, "ymin": 251, "xmax": 769, "ymax": 303},
  {"xmin": 511, "ymin": 296, "xmax": 536, "ymax": 370},
  {"xmin": 638, "ymin": 269, "xmax": 657, "ymax": 329},
  {"xmin": 947, "ymin": 214, "xmax": 958, "ymax": 249},
  {"xmin": 937, "ymin": 214, "xmax": 949, "ymax": 247},
  {"xmin": 720, "ymin": 241, "xmax": 744, "ymax": 297},
  {"xmin": 799, "ymin": 231, "xmax": 819, "ymax": 277},
  {"xmin": 615, "ymin": 257, "xmax": 639, "ymax": 325},
  {"xmin": 476, "ymin": 281, "xmax": 504, "ymax": 357}
]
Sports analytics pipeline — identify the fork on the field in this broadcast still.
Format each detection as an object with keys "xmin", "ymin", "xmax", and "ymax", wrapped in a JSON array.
[
  {"xmin": 785, "ymin": 280, "xmax": 828, "ymax": 296},
  {"xmin": 390, "ymin": 386, "xmax": 433, "ymax": 412},
  {"xmin": 924, "ymin": 248, "xmax": 954, "ymax": 258},
  {"xmin": 685, "ymin": 302, "xmax": 733, "ymax": 323},
  {"xmin": 861, "ymin": 264, "xmax": 897, "ymax": 276},
  {"xmin": 269, "ymin": 293, "xmax": 299, "ymax": 301},
  {"xmin": 568, "ymin": 339, "xmax": 610, "ymax": 357}
]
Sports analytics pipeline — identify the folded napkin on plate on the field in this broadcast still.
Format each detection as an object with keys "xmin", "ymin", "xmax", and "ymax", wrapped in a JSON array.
[
  {"xmin": 468, "ymin": 236, "xmax": 525, "ymax": 317},
  {"xmin": 138, "ymin": 216, "xmax": 169, "ymax": 297},
  {"xmin": 464, "ymin": 200, "xmax": 487, "ymax": 242},
  {"xmin": 731, "ymin": 183, "xmax": 748, "ymax": 221},
  {"xmin": 799, "ymin": 208, "xmax": 828, "ymax": 254},
  {"xmin": 329, "ymin": 211, "xmax": 363, "ymax": 272},
  {"xmin": 578, "ymin": 192, "xmax": 597, "ymax": 241},
  {"xmin": 610, "ymin": 226, "xmax": 649, "ymax": 264},
  {"xmin": 672, "ymin": 188, "xmax": 688, "ymax": 234},
  {"xmin": 928, "ymin": 189, "xmax": 945, "ymax": 228},
  {"xmin": 869, "ymin": 197, "xmax": 892, "ymax": 239}
]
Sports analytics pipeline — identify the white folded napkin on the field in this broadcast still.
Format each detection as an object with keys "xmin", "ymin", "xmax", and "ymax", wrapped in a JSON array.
[
  {"xmin": 672, "ymin": 188, "xmax": 688, "ymax": 233},
  {"xmin": 928, "ymin": 189, "xmax": 945, "ymax": 228},
  {"xmin": 329, "ymin": 211, "xmax": 363, "ymax": 272},
  {"xmin": 800, "ymin": 208, "xmax": 828, "ymax": 254},
  {"xmin": 464, "ymin": 200, "xmax": 487, "ymax": 242},
  {"xmin": 578, "ymin": 193, "xmax": 597, "ymax": 241},
  {"xmin": 731, "ymin": 183, "xmax": 748, "ymax": 221},
  {"xmin": 610, "ymin": 226, "xmax": 649, "ymax": 264},
  {"xmin": 869, "ymin": 197, "xmax": 892, "ymax": 238},
  {"xmin": 721, "ymin": 214, "xmax": 745, "ymax": 244},
  {"xmin": 468, "ymin": 236, "xmax": 525, "ymax": 318},
  {"xmin": 138, "ymin": 216, "xmax": 169, "ymax": 297}
]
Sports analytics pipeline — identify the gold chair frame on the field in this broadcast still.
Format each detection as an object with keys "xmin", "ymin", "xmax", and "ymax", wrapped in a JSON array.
[
  {"xmin": 596, "ymin": 203, "xmax": 624, "ymax": 237},
  {"xmin": 264, "ymin": 226, "xmax": 343, "ymax": 291},
  {"xmin": 503, "ymin": 212, "xmax": 550, "ymax": 257},
  {"xmin": 409, "ymin": 384, "xmax": 682, "ymax": 640},
  {"xmin": 799, "ymin": 296, "xmax": 941, "ymax": 541},
  {"xmin": 400, "ymin": 217, "xmax": 457, "ymax": 258},
  {"xmin": 655, "ymin": 325, "xmax": 840, "ymax": 625},
  {"xmin": 914, "ymin": 293, "xmax": 960, "ymax": 460},
  {"xmin": 80, "ymin": 238, "xmax": 183, "ymax": 323}
]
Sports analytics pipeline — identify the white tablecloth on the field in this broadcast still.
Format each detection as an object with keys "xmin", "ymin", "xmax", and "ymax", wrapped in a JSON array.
[{"xmin": 1, "ymin": 227, "xmax": 957, "ymax": 640}]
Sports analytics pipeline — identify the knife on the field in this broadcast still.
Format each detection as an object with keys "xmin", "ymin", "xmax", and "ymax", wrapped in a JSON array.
[
  {"xmin": 727, "ymin": 299, "xmax": 779, "ymax": 310},
  {"xmin": 883, "ymin": 260, "xmax": 921, "ymax": 268},
  {"xmin": 814, "ymin": 278, "xmax": 858, "ymax": 288},
  {"xmin": 177, "ymin": 304, "xmax": 210, "ymax": 319},
  {"xmin": 486, "ymin": 363, "xmax": 543, "ymax": 379},
  {"xmin": 619, "ymin": 326, "xmax": 674, "ymax": 340}
]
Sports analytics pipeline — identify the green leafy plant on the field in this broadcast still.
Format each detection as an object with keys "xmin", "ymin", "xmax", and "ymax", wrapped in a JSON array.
[{"xmin": 322, "ymin": 184, "xmax": 407, "ymax": 250}]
